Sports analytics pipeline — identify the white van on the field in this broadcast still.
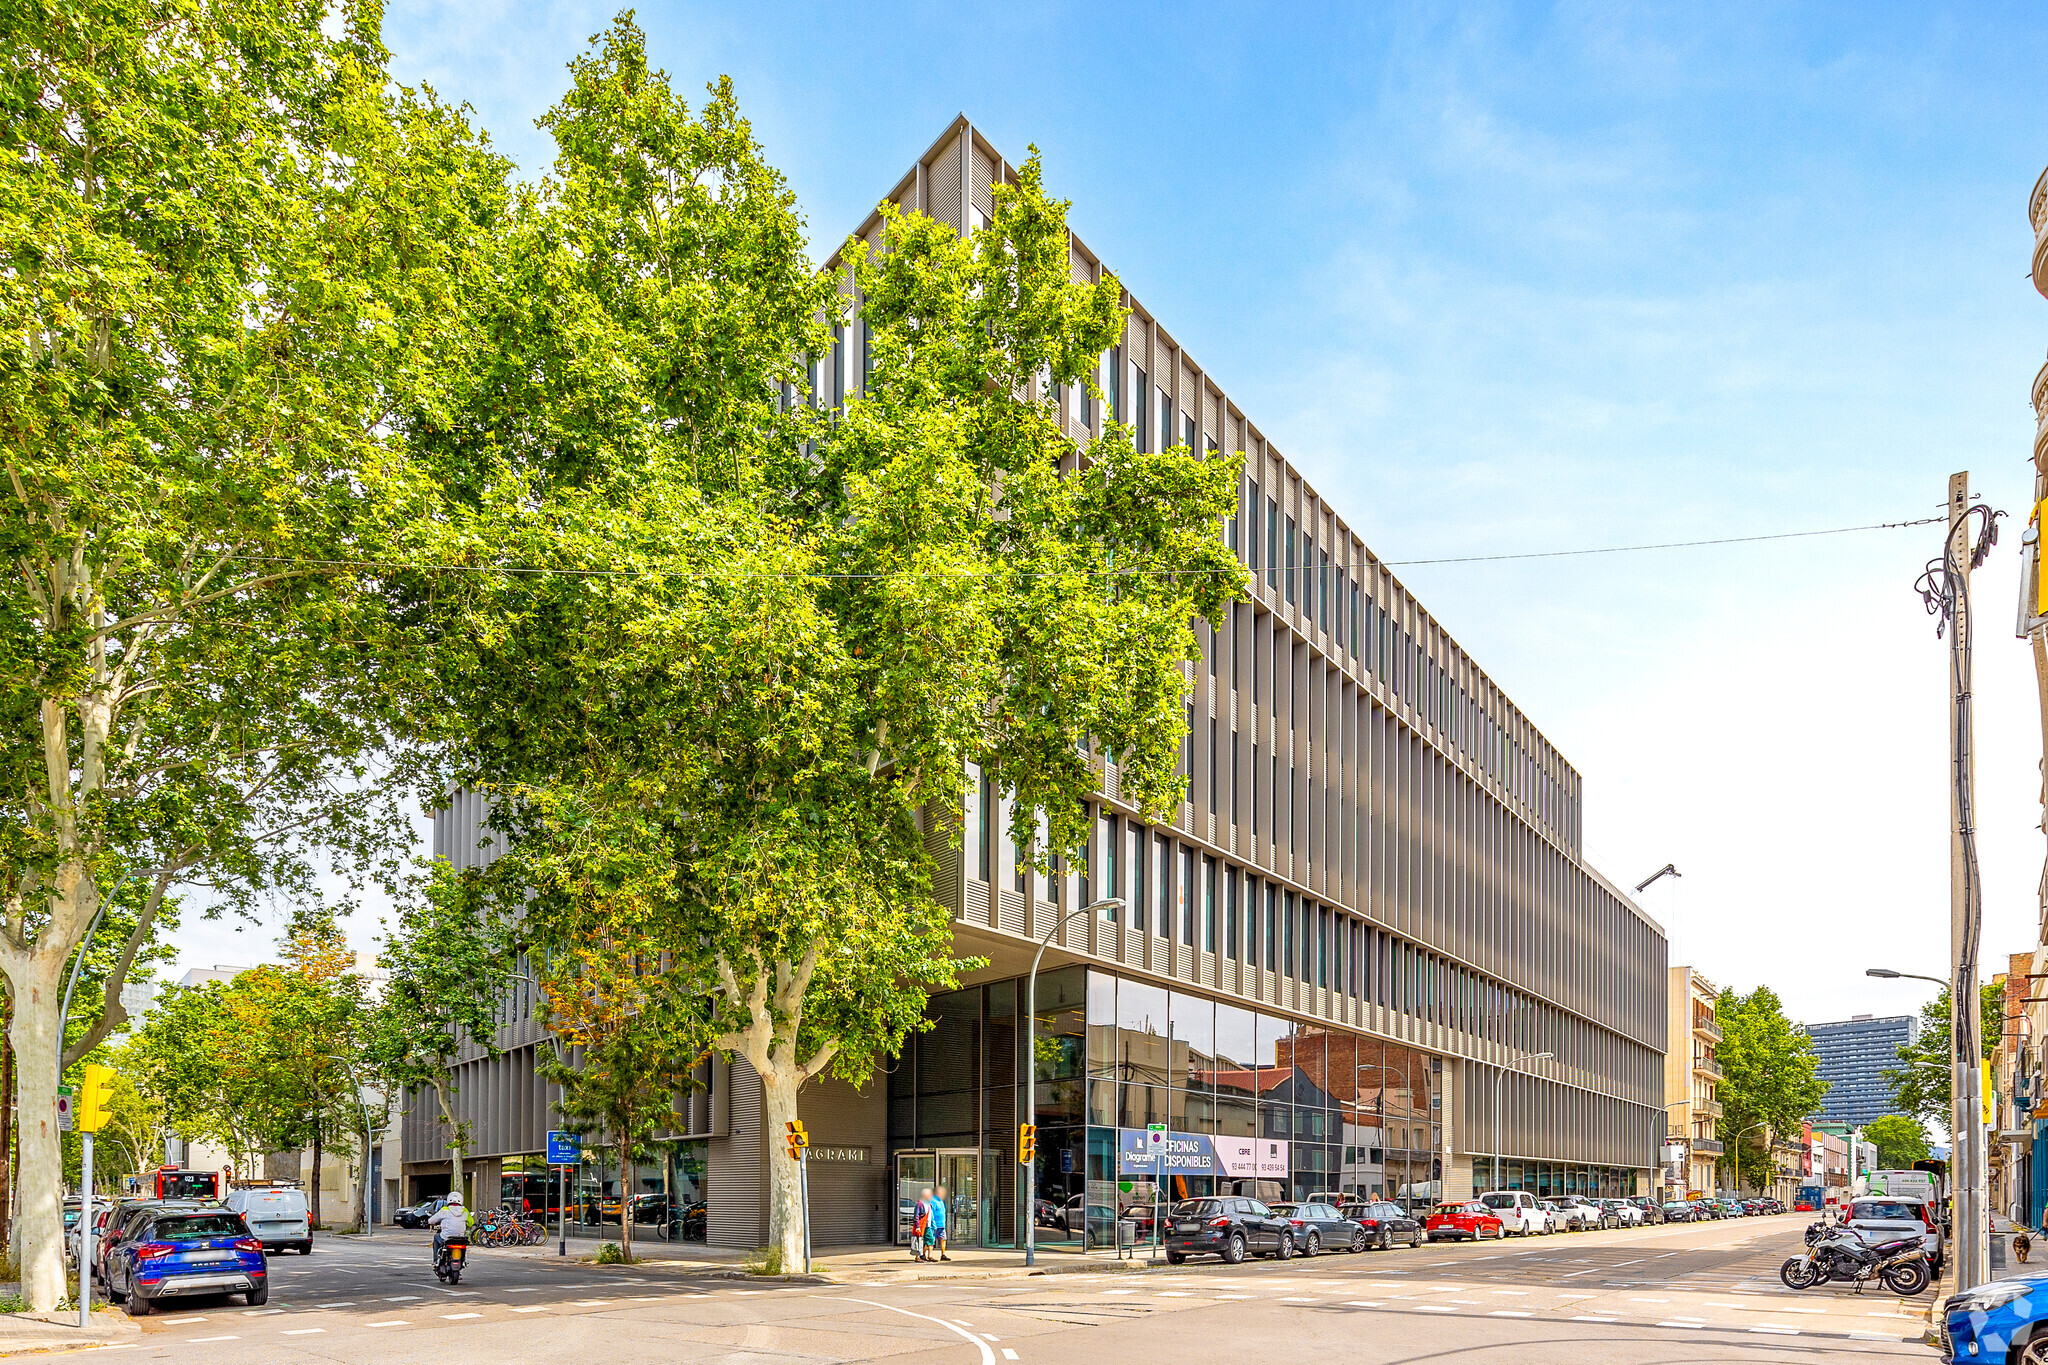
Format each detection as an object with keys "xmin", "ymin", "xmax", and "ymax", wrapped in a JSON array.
[
  {"xmin": 224, "ymin": 1182, "xmax": 311, "ymax": 1255},
  {"xmin": 1477, "ymin": 1190, "xmax": 1550, "ymax": 1236}
]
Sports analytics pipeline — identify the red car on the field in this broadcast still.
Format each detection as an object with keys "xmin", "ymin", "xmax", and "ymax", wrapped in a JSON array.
[{"xmin": 1424, "ymin": 1201, "xmax": 1506, "ymax": 1242}]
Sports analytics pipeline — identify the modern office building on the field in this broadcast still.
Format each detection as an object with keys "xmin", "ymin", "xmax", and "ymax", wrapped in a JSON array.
[
  {"xmin": 1661, "ymin": 966, "xmax": 1723, "ymax": 1198},
  {"xmin": 1804, "ymin": 1013, "xmax": 1919, "ymax": 1129},
  {"xmin": 397, "ymin": 116, "xmax": 1672, "ymax": 1249}
]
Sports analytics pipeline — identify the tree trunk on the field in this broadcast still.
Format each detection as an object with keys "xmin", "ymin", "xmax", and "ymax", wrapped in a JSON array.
[
  {"xmin": 757, "ymin": 1062, "xmax": 805, "ymax": 1271},
  {"xmin": 309, "ymin": 1136, "xmax": 323, "ymax": 1231},
  {"xmin": 617, "ymin": 1130, "xmax": 633, "ymax": 1262},
  {"xmin": 433, "ymin": 1082, "xmax": 465, "ymax": 1207},
  {"xmin": 0, "ymin": 996, "xmax": 15, "ymax": 1252},
  {"xmin": 6, "ymin": 950, "xmax": 70, "ymax": 1308}
]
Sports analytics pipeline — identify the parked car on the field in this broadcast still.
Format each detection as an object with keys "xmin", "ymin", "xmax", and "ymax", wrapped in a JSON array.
[
  {"xmin": 1660, "ymin": 1201, "xmax": 1696, "ymax": 1223},
  {"xmin": 1760, "ymin": 1198, "xmax": 1785, "ymax": 1215},
  {"xmin": 1339, "ymin": 1199, "xmax": 1424, "ymax": 1250},
  {"xmin": 1630, "ymin": 1197, "xmax": 1665, "ymax": 1225},
  {"xmin": 1541, "ymin": 1199, "xmax": 1592, "ymax": 1232},
  {"xmin": 1600, "ymin": 1198, "xmax": 1644, "ymax": 1227},
  {"xmin": 97, "ymin": 1200, "xmax": 209, "ymax": 1286},
  {"xmin": 1476, "ymin": 1190, "xmax": 1550, "ymax": 1236},
  {"xmin": 1567, "ymin": 1197, "xmax": 1620, "ymax": 1229},
  {"xmin": 1689, "ymin": 1199, "xmax": 1722, "ymax": 1221},
  {"xmin": 1938, "ymin": 1272, "xmax": 2048, "ymax": 1364},
  {"xmin": 1425, "ymin": 1201, "xmax": 1506, "ymax": 1242},
  {"xmin": 1162, "ymin": 1196, "xmax": 1299, "ymax": 1264},
  {"xmin": 223, "ymin": 1183, "xmax": 311, "ymax": 1255},
  {"xmin": 394, "ymin": 1196, "xmax": 450, "ymax": 1229},
  {"xmin": 1269, "ymin": 1202, "xmax": 1366, "ymax": 1256},
  {"xmin": 105, "ymin": 1208, "xmax": 266, "ymax": 1315},
  {"xmin": 1847, "ymin": 1196, "xmax": 1945, "ymax": 1275}
]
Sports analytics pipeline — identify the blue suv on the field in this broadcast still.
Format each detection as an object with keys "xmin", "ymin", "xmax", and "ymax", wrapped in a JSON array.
[
  {"xmin": 106, "ymin": 1208, "xmax": 266, "ymax": 1315},
  {"xmin": 1938, "ymin": 1273, "xmax": 2048, "ymax": 1364}
]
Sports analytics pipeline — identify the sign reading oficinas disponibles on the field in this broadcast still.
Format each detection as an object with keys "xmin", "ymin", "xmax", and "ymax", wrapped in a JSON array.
[
  {"xmin": 1115, "ymin": 1128, "xmax": 1288, "ymax": 1177},
  {"xmin": 805, "ymin": 1145, "xmax": 871, "ymax": 1165}
]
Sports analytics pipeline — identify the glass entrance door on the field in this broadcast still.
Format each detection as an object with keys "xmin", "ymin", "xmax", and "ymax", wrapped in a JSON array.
[
  {"xmin": 939, "ymin": 1151, "xmax": 982, "ymax": 1248},
  {"xmin": 895, "ymin": 1151, "xmax": 937, "ymax": 1246}
]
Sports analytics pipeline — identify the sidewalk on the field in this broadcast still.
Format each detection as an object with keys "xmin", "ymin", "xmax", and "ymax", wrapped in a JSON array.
[
  {"xmin": 408, "ymin": 1226, "xmax": 1161, "ymax": 1282},
  {"xmin": 0, "ymin": 1308, "xmax": 138, "ymax": 1357}
]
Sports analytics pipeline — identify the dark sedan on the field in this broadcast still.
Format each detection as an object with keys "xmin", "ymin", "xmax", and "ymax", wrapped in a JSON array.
[
  {"xmin": 1660, "ymin": 1201, "xmax": 1696, "ymax": 1222},
  {"xmin": 393, "ymin": 1196, "xmax": 450, "ymax": 1229},
  {"xmin": 1270, "ymin": 1201, "xmax": 1366, "ymax": 1256},
  {"xmin": 1341, "ymin": 1199, "xmax": 1423, "ymax": 1250},
  {"xmin": 1163, "ymin": 1196, "xmax": 1297, "ymax": 1264},
  {"xmin": 1630, "ymin": 1197, "xmax": 1665, "ymax": 1225}
]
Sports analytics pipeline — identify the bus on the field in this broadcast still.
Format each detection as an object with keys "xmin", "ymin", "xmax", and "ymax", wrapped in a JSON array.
[{"xmin": 152, "ymin": 1167, "xmax": 222, "ymax": 1201}]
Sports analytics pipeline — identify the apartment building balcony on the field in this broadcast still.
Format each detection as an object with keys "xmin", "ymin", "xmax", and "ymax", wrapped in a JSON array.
[
  {"xmin": 1696, "ymin": 1097, "xmax": 1724, "ymax": 1120},
  {"xmin": 1693, "ymin": 1054, "xmax": 1724, "ymax": 1081},
  {"xmin": 1692, "ymin": 1013, "xmax": 1723, "ymax": 1042},
  {"xmin": 1691, "ymin": 1139, "xmax": 1725, "ymax": 1157},
  {"xmin": 2035, "ymin": 163, "xmax": 2048, "ymax": 300},
  {"xmin": 2034, "ymin": 356, "xmax": 2048, "ymax": 468}
]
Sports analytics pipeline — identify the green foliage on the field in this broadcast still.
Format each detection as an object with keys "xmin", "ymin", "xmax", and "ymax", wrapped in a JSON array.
[
  {"xmin": 742, "ymin": 1245, "xmax": 785, "ymax": 1275},
  {"xmin": 1883, "ymin": 982, "xmax": 2003, "ymax": 1133},
  {"xmin": 1715, "ymin": 986, "xmax": 1830, "ymax": 1193},
  {"xmin": 0, "ymin": 0, "xmax": 507, "ymax": 1308},
  {"xmin": 591, "ymin": 1241, "xmax": 629, "ymax": 1265},
  {"xmin": 1863, "ymin": 1113, "xmax": 1932, "ymax": 1169}
]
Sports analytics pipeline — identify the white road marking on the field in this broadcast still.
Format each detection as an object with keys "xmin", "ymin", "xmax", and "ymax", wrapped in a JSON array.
[
  {"xmin": 952, "ymin": 1320, "xmax": 974, "ymax": 1328},
  {"xmin": 1343, "ymin": 1301, "xmax": 1383, "ymax": 1308},
  {"xmin": 366, "ymin": 1320, "xmax": 410, "ymax": 1327},
  {"xmin": 442, "ymin": 1312, "xmax": 483, "ymax": 1319},
  {"xmin": 1569, "ymin": 1315, "xmax": 1617, "ymax": 1322},
  {"xmin": 386, "ymin": 1295, "xmax": 422, "ymax": 1301},
  {"xmin": 162, "ymin": 1316, "xmax": 207, "ymax": 1324},
  {"xmin": 190, "ymin": 1336, "xmax": 239, "ymax": 1343},
  {"xmin": 1656, "ymin": 1321, "xmax": 1705, "ymax": 1329},
  {"xmin": 823, "ymin": 1298, "xmax": 997, "ymax": 1365},
  {"xmin": 281, "ymin": 1328, "xmax": 326, "ymax": 1335},
  {"xmin": 980, "ymin": 1335, "xmax": 1000, "ymax": 1342},
  {"xmin": 505, "ymin": 1287, "xmax": 542, "ymax": 1293},
  {"xmin": 242, "ymin": 1308, "xmax": 284, "ymax": 1316},
  {"xmin": 511, "ymin": 1306, "xmax": 550, "ymax": 1313},
  {"xmin": 1001, "ymin": 1352, "xmax": 1018, "ymax": 1362},
  {"xmin": 1488, "ymin": 1310, "xmax": 1534, "ymax": 1317},
  {"xmin": 317, "ymin": 1301, "xmax": 355, "ymax": 1307},
  {"xmin": 1749, "ymin": 1327, "xmax": 1800, "ymax": 1335}
]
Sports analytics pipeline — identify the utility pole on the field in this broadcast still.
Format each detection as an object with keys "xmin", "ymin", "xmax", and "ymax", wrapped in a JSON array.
[{"xmin": 1946, "ymin": 470, "xmax": 1990, "ymax": 1290}]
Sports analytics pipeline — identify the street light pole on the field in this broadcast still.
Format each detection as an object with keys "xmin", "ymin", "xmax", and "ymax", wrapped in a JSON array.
[
  {"xmin": 1490, "ymin": 1051, "xmax": 1553, "ymax": 1193},
  {"xmin": 1869, "ymin": 964, "xmax": 1984, "ymax": 1285},
  {"xmin": 1024, "ymin": 898, "xmax": 1122, "ymax": 1268}
]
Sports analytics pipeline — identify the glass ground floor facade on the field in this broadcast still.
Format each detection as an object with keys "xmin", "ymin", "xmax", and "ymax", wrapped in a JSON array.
[
  {"xmin": 487, "ymin": 1140, "xmax": 709, "ymax": 1243},
  {"xmin": 887, "ymin": 966, "xmax": 1645, "ymax": 1250}
]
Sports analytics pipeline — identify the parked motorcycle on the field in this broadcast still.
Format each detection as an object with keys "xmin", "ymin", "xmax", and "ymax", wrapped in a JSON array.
[{"xmin": 1780, "ymin": 1221, "xmax": 1929, "ymax": 1295}]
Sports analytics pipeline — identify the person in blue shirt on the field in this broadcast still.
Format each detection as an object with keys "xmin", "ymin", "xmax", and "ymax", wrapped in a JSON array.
[{"xmin": 930, "ymin": 1183, "xmax": 950, "ymax": 1261}]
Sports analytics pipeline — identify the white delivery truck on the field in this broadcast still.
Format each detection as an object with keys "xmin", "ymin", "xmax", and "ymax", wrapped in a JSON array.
[{"xmin": 1866, "ymin": 1169, "xmax": 1939, "ymax": 1206}]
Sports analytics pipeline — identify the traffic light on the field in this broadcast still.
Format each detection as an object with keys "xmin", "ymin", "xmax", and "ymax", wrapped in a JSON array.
[
  {"xmin": 1018, "ymin": 1123, "xmax": 1036, "ymax": 1165},
  {"xmin": 784, "ymin": 1119, "xmax": 808, "ymax": 1161},
  {"xmin": 77, "ymin": 1063, "xmax": 114, "ymax": 1134}
]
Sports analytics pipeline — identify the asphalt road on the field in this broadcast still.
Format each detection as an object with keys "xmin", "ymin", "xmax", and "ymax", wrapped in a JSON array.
[{"xmin": 78, "ymin": 1215, "xmax": 1935, "ymax": 1364}]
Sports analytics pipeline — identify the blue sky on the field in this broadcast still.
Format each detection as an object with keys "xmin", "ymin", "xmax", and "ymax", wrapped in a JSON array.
[{"xmin": 174, "ymin": 3, "xmax": 2048, "ymax": 1024}]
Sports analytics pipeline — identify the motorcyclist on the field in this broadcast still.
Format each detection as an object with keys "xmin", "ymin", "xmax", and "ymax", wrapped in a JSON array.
[{"xmin": 427, "ymin": 1192, "xmax": 469, "ymax": 1260}]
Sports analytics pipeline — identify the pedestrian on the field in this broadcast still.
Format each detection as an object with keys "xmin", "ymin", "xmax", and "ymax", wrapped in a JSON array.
[
  {"xmin": 931, "ymin": 1183, "xmax": 950, "ymax": 1261},
  {"xmin": 911, "ymin": 1187, "xmax": 933, "ymax": 1261}
]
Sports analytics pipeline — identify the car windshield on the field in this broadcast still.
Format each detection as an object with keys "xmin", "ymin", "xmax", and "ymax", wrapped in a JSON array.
[
  {"xmin": 1270, "ymin": 1203, "xmax": 1299, "ymax": 1215},
  {"xmin": 1479, "ymin": 1194, "xmax": 1517, "ymax": 1208},
  {"xmin": 152, "ymin": 1215, "xmax": 245, "ymax": 1241},
  {"xmin": 1853, "ymin": 1202, "xmax": 1922, "ymax": 1220},
  {"xmin": 1430, "ymin": 1204, "xmax": 1470, "ymax": 1216},
  {"xmin": 1171, "ymin": 1201, "xmax": 1221, "ymax": 1216}
]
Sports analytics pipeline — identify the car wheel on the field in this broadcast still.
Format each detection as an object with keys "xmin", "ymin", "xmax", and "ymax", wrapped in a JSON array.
[
  {"xmin": 1377, "ymin": 1228, "xmax": 1392, "ymax": 1251},
  {"xmin": 1303, "ymin": 1231, "xmax": 1320, "ymax": 1257},
  {"xmin": 300, "ymin": 1242, "xmax": 314, "ymax": 1255},
  {"xmin": 1410, "ymin": 1231, "xmax": 1423, "ymax": 1248},
  {"xmin": 2020, "ymin": 1337, "xmax": 2048, "ymax": 1365},
  {"xmin": 1166, "ymin": 1250, "xmax": 1185, "ymax": 1265},
  {"xmin": 247, "ymin": 1283, "xmax": 269, "ymax": 1307},
  {"xmin": 1222, "ymin": 1233, "xmax": 1246, "ymax": 1265},
  {"xmin": 1350, "ymin": 1230, "xmax": 1366, "ymax": 1254},
  {"xmin": 1275, "ymin": 1231, "xmax": 1295, "ymax": 1260},
  {"xmin": 125, "ymin": 1289, "xmax": 151, "ymax": 1318}
]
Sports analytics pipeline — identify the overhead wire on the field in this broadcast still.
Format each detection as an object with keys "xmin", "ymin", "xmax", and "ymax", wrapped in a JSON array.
[{"xmin": 231, "ymin": 514, "xmax": 1949, "ymax": 581}]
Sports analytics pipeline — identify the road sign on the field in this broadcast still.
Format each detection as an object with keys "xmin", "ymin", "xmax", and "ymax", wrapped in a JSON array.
[
  {"xmin": 55, "ymin": 1087, "xmax": 73, "ymax": 1133},
  {"xmin": 545, "ymin": 1131, "xmax": 581, "ymax": 1165},
  {"xmin": 1060, "ymin": 1149, "xmax": 1074, "ymax": 1175}
]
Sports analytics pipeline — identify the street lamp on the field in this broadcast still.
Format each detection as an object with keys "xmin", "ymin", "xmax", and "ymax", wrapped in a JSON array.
[
  {"xmin": 1024, "ymin": 897, "xmax": 1123, "ymax": 1268},
  {"xmin": 1634, "ymin": 864, "xmax": 1681, "ymax": 894},
  {"xmin": 358, "ymin": 1084, "xmax": 385, "ymax": 1236},
  {"xmin": 1490, "ymin": 1051, "xmax": 1553, "ymax": 1193},
  {"xmin": 1866, "ymin": 967, "xmax": 1948, "ymax": 988}
]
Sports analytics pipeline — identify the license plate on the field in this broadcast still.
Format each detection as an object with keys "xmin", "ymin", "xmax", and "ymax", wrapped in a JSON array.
[
  {"xmin": 1174, "ymin": 1221, "xmax": 1194, "ymax": 1232},
  {"xmin": 451, "ymin": 1247, "xmax": 465, "ymax": 1260},
  {"xmin": 186, "ymin": 1250, "xmax": 232, "ymax": 1263}
]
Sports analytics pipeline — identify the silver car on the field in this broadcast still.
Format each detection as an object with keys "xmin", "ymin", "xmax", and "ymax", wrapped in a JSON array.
[{"xmin": 1845, "ymin": 1196, "xmax": 1943, "ymax": 1273}]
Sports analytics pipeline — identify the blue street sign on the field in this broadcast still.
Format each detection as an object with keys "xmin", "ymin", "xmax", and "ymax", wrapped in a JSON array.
[
  {"xmin": 546, "ymin": 1131, "xmax": 581, "ymax": 1165},
  {"xmin": 1060, "ymin": 1149, "xmax": 1074, "ymax": 1175}
]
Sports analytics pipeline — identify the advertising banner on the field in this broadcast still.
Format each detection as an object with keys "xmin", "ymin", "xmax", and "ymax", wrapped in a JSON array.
[{"xmin": 1117, "ymin": 1128, "xmax": 1289, "ymax": 1177}]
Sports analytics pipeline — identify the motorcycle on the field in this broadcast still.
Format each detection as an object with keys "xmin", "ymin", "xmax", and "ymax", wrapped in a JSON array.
[
  {"xmin": 434, "ymin": 1235, "xmax": 468, "ymax": 1285},
  {"xmin": 1780, "ymin": 1221, "xmax": 1929, "ymax": 1295}
]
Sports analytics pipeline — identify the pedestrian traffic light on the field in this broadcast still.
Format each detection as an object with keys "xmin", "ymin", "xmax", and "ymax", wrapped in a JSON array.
[
  {"xmin": 785, "ymin": 1119, "xmax": 808, "ymax": 1161},
  {"xmin": 1018, "ymin": 1123, "xmax": 1036, "ymax": 1164},
  {"xmin": 77, "ymin": 1063, "xmax": 114, "ymax": 1134}
]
